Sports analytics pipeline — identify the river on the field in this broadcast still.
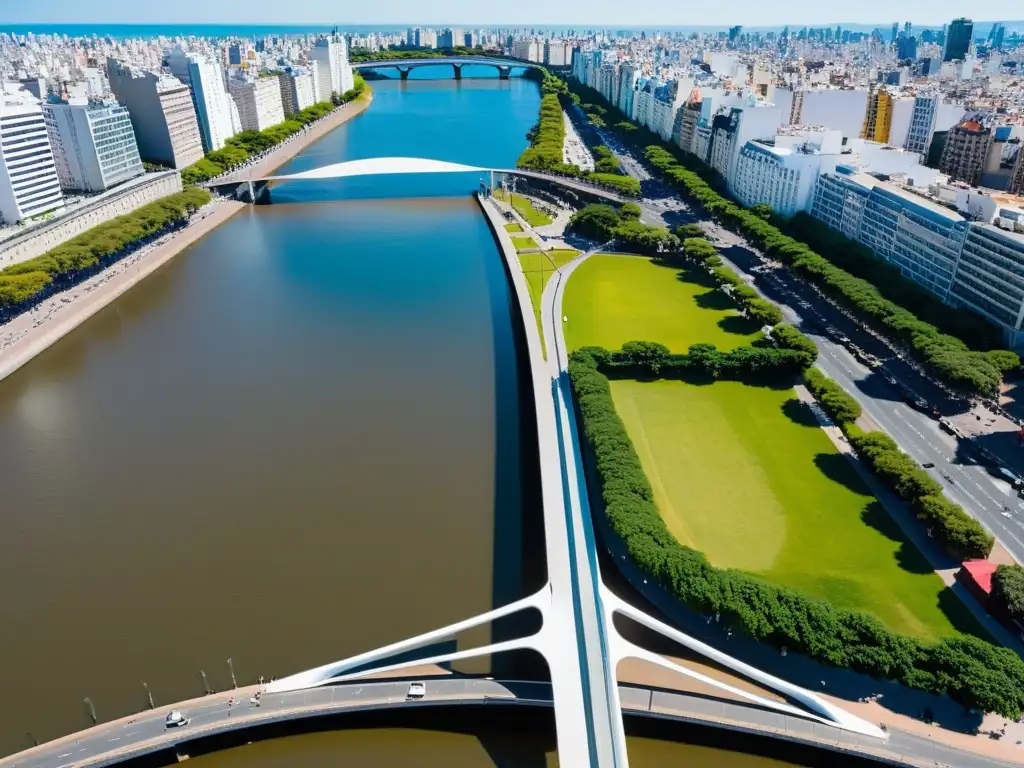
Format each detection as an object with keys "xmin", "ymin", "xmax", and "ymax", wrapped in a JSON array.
[{"xmin": 0, "ymin": 67, "xmax": 799, "ymax": 766}]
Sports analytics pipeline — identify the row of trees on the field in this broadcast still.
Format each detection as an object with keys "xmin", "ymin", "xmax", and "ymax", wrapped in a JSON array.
[
  {"xmin": 182, "ymin": 79, "xmax": 367, "ymax": 186},
  {"xmin": 579, "ymin": 331, "xmax": 815, "ymax": 381},
  {"xmin": 561, "ymin": 76, "xmax": 1017, "ymax": 396},
  {"xmin": 567, "ymin": 348, "xmax": 1024, "ymax": 719},
  {"xmin": 692, "ymin": 248, "xmax": 784, "ymax": 327},
  {"xmin": 0, "ymin": 188, "xmax": 212, "ymax": 314},
  {"xmin": 803, "ymin": 367, "xmax": 993, "ymax": 559},
  {"xmin": 348, "ymin": 45, "xmax": 487, "ymax": 62},
  {"xmin": 787, "ymin": 213, "xmax": 1005, "ymax": 350},
  {"xmin": 515, "ymin": 73, "xmax": 641, "ymax": 197},
  {"xmin": 567, "ymin": 203, "xmax": 678, "ymax": 254}
]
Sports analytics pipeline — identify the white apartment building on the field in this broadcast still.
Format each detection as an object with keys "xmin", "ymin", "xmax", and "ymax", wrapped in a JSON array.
[
  {"xmin": 167, "ymin": 48, "xmax": 238, "ymax": 152},
  {"xmin": 795, "ymin": 89, "xmax": 870, "ymax": 140},
  {"xmin": 228, "ymin": 77, "xmax": 285, "ymax": 132},
  {"xmin": 544, "ymin": 40, "xmax": 571, "ymax": 67},
  {"xmin": 309, "ymin": 36, "xmax": 354, "ymax": 102},
  {"xmin": 616, "ymin": 62, "xmax": 640, "ymax": 118},
  {"xmin": 107, "ymin": 60, "xmax": 204, "ymax": 169},
  {"xmin": 512, "ymin": 39, "xmax": 542, "ymax": 63},
  {"xmin": 0, "ymin": 85, "xmax": 63, "ymax": 224},
  {"xmin": 43, "ymin": 97, "xmax": 143, "ymax": 192},
  {"xmin": 277, "ymin": 68, "xmax": 315, "ymax": 116},
  {"xmin": 732, "ymin": 128, "xmax": 843, "ymax": 217},
  {"xmin": 708, "ymin": 101, "xmax": 785, "ymax": 184}
]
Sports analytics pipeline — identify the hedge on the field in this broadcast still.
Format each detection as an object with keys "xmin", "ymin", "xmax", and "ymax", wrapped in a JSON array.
[
  {"xmin": 0, "ymin": 187, "xmax": 212, "ymax": 313},
  {"xmin": 850, "ymin": 429, "xmax": 994, "ymax": 559},
  {"xmin": 563, "ymin": 77, "xmax": 1018, "ymax": 396},
  {"xmin": 584, "ymin": 332, "xmax": 815, "ymax": 381},
  {"xmin": 568, "ymin": 349, "xmax": 1024, "ymax": 718}
]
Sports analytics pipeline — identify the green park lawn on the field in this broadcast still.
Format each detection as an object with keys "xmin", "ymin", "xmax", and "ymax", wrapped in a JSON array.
[
  {"xmin": 563, "ymin": 253, "xmax": 762, "ymax": 353},
  {"xmin": 496, "ymin": 189, "xmax": 554, "ymax": 227},
  {"xmin": 512, "ymin": 235, "xmax": 539, "ymax": 252},
  {"xmin": 519, "ymin": 249, "xmax": 579, "ymax": 358},
  {"xmin": 565, "ymin": 252, "xmax": 977, "ymax": 640},
  {"xmin": 504, "ymin": 222, "xmax": 523, "ymax": 233}
]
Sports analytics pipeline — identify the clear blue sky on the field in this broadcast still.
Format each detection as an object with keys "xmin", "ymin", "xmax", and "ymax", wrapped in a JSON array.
[{"xmin": 5, "ymin": 0, "xmax": 1003, "ymax": 29}]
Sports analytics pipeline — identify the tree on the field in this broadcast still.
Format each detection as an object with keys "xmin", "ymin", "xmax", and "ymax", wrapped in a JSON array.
[
  {"xmin": 674, "ymin": 223, "xmax": 705, "ymax": 239},
  {"xmin": 619, "ymin": 202, "xmax": 642, "ymax": 220},
  {"xmin": 618, "ymin": 340, "xmax": 670, "ymax": 372}
]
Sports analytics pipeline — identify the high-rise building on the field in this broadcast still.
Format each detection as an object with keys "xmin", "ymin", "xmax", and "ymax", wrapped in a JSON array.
[
  {"xmin": 227, "ymin": 77, "xmax": 285, "ymax": 132},
  {"xmin": 309, "ymin": 35, "xmax": 354, "ymax": 101},
  {"xmin": 544, "ymin": 40, "xmax": 571, "ymax": 67},
  {"xmin": 106, "ymin": 59, "xmax": 204, "ymax": 169},
  {"xmin": 43, "ymin": 97, "xmax": 143, "ymax": 192},
  {"xmin": 276, "ymin": 67, "xmax": 315, "ymax": 115},
  {"xmin": 512, "ymin": 39, "xmax": 543, "ymax": 63},
  {"xmin": 992, "ymin": 24, "xmax": 1006, "ymax": 51},
  {"xmin": 940, "ymin": 117, "xmax": 994, "ymax": 186},
  {"xmin": 438, "ymin": 28, "xmax": 464, "ymax": 49},
  {"xmin": 0, "ymin": 85, "xmax": 63, "ymax": 224},
  {"xmin": 943, "ymin": 17, "xmax": 973, "ymax": 62},
  {"xmin": 860, "ymin": 86, "xmax": 894, "ymax": 143},
  {"xmin": 167, "ymin": 48, "xmax": 238, "ymax": 153}
]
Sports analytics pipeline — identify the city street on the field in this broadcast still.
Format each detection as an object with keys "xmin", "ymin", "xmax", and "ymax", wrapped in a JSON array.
[{"xmin": 597, "ymin": 135, "xmax": 1024, "ymax": 564}]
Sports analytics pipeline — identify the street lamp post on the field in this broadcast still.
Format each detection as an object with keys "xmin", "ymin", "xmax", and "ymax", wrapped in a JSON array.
[{"xmin": 227, "ymin": 657, "xmax": 238, "ymax": 689}]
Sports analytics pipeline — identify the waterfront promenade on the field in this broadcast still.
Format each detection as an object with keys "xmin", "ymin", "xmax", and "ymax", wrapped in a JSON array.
[{"xmin": 0, "ymin": 95, "xmax": 372, "ymax": 384}]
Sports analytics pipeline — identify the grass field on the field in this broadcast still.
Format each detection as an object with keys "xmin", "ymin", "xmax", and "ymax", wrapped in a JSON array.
[
  {"xmin": 564, "ymin": 252, "xmax": 977, "ymax": 640},
  {"xmin": 520, "ymin": 249, "xmax": 579, "ymax": 358},
  {"xmin": 512, "ymin": 235, "xmax": 538, "ymax": 252},
  {"xmin": 504, "ymin": 222, "xmax": 523, "ymax": 233},
  {"xmin": 495, "ymin": 189, "xmax": 554, "ymax": 227},
  {"xmin": 563, "ymin": 253, "xmax": 762, "ymax": 353}
]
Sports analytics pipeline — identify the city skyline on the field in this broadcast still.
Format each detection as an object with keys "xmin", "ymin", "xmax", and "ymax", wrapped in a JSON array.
[{"xmin": 3, "ymin": 0, "xmax": 1016, "ymax": 31}]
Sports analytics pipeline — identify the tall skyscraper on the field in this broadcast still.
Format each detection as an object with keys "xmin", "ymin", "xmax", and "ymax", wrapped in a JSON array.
[
  {"xmin": 943, "ymin": 17, "xmax": 973, "ymax": 62},
  {"xmin": 43, "ymin": 97, "xmax": 143, "ymax": 192},
  {"xmin": 0, "ymin": 85, "xmax": 63, "ymax": 224}
]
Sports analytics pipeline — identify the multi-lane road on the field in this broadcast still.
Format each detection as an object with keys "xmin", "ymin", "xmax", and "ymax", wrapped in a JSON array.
[{"xmin": 588, "ymin": 130, "xmax": 1024, "ymax": 564}]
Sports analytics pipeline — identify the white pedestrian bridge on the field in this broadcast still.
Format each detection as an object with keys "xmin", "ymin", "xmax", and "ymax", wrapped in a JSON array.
[{"xmin": 208, "ymin": 156, "xmax": 628, "ymax": 205}]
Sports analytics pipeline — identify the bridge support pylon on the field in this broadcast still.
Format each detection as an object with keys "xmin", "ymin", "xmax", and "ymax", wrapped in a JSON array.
[
  {"xmin": 452, "ymin": 63, "xmax": 462, "ymax": 81},
  {"xmin": 398, "ymin": 66, "xmax": 410, "ymax": 81},
  {"xmin": 498, "ymin": 66, "xmax": 511, "ymax": 80}
]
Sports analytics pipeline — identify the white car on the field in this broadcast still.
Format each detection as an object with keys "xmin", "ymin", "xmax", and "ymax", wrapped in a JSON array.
[
  {"xmin": 406, "ymin": 682, "xmax": 426, "ymax": 700},
  {"xmin": 165, "ymin": 710, "xmax": 190, "ymax": 728}
]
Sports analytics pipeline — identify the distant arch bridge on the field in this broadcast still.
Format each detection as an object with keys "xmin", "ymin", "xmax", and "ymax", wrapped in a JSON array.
[
  {"xmin": 206, "ymin": 156, "xmax": 626, "ymax": 206},
  {"xmin": 351, "ymin": 56, "xmax": 546, "ymax": 80}
]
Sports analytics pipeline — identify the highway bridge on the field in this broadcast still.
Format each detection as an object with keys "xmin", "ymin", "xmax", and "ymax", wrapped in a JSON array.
[
  {"xmin": 351, "ymin": 56, "xmax": 546, "ymax": 80},
  {"xmin": 6, "ymin": 163, "xmax": 893, "ymax": 768}
]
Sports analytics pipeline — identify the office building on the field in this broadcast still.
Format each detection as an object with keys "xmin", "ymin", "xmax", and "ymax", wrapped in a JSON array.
[
  {"xmin": 166, "ymin": 49, "xmax": 238, "ymax": 153},
  {"xmin": 544, "ymin": 40, "xmax": 571, "ymax": 67},
  {"xmin": 940, "ymin": 117, "xmax": 994, "ymax": 186},
  {"xmin": 0, "ymin": 85, "xmax": 63, "ymax": 224},
  {"xmin": 309, "ymin": 36, "xmax": 354, "ymax": 102},
  {"xmin": 943, "ymin": 17, "xmax": 973, "ymax": 61},
  {"xmin": 513, "ymin": 38, "xmax": 543, "ymax": 63},
  {"xmin": 277, "ymin": 68, "xmax": 315, "ymax": 115},
  {"xmin": 811, "ymin": 167, "xmax": 968, "ymax": 299},
  {"xmin": 438, "ymin": 28, "xmax": 463, "ymax": 49},
  {"xmin": 732, "ymin": 127, "xmax": 843, "ymax": 216},
  {"xmin": 904, "ymin": 95, "xmax": 965, "ymax": 155},
  {"xmin": 106, "ymin": 59, "xmax": 204, "ymax": 169},
  {"xmin": 43, "ymin": 97, "xmax": 143, "ymax": 192},
  {"xmin": 953, "ymin": 224, "xmax": 1024, "ymax": 342},
  {"xmin": 228, "ymin": 77, "xmax": 285, "ymax": 132}
]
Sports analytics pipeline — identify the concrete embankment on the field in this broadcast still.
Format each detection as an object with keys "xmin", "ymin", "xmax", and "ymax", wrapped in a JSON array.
[{"xmin": 0, "ymin": 93, "xmax": 374, "ymax": 384}]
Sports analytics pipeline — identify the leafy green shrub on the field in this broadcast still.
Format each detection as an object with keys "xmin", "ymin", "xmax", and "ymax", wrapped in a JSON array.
[{"xmin": 990, "ymin": 565, "xmax": 1024, "ymax": 624}]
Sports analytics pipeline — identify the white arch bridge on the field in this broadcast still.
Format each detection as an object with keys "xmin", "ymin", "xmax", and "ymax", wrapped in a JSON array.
[
  {"xmin": 351, "ymin": 55, "xmax": 547, "ymax": 80},
  {"xmin": 206, "ymin": 156, "xmax": 628, "ymax": 205}
]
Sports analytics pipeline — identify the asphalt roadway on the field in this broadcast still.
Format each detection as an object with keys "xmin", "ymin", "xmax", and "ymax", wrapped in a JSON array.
[
  {"xmin": 5, "ymin": 673, "xmax": 1016, "ymax": 768},
  {"xmin": 589, "ymin": 132, "xmax": 1024, "ymax": 566}
]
